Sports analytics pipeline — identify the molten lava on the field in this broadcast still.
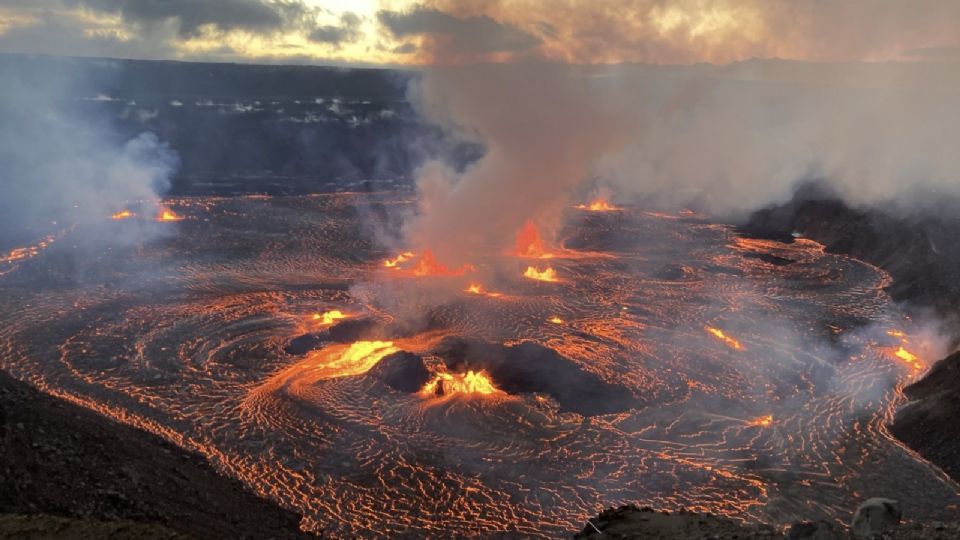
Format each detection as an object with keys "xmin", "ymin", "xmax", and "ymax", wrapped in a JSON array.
[
  {"xmin": 111, "ymin": 210, "xmax": 135, "ymax": 220},
  {"xmin": 749, "ymin": 415, "xmax": 773, "ymax": 427},
  {"xmin": 384, "ymin": 251, "xmax": 415, "ymax": 269},
  {"xmin": 893, "ymin": 346, "xmax": 922, "ymax": 371},
  {"xmin": 515, "ymin": 220, "xmax": 554, "ymax": 259},
  {"xmin": 411, "ymin": 249, "xmax": 473, "ymax": 277},
  {"xmin": 311, "ymin": 340, "xmax": 399, "ymax": 379},
  {"xmin": 706, "ymin": 326, "xmax": 744, "ymax": 350},
  {"xmin": 524, "ymin": 266, "xmax": 559, "ymax": 282},
  {"xmin": 420, "ymin": 368, "xmax": 502, "ymax": 398},
  {"xmin": 156, "ymin": 208, "xmax": 183, "ymax": 221},
  {"xmin": 575, "ymin": 198, "xmax": 619, "ymax": 212},
  {"xmin": 548, "ymin": 316, "xmax": 564, "ymax": 324},
  {"xmin": 465, "ymin": 282, "xmax": 502, "ymax": 298},
  {"xmin": 311, "ymin": 310, "xmax": 347, "ymax": 326}
]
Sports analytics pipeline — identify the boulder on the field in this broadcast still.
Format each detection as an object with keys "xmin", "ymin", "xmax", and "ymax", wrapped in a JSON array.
[{"xmin": 851, "ymin": 497, "xmax": 901, "ymax": 538}]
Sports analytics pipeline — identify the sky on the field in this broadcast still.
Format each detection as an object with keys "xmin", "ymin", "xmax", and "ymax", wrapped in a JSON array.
[{"xmin": 1, "ymin": 1, "xmax": 959, "ymax": 66}]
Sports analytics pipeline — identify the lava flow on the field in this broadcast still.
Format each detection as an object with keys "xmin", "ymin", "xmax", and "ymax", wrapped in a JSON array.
[
  {"xmin": 706, "ymin": 326, "xmax": 744, "ymax": 350},
  {"xmin": 304, "ymin": 340, "xmax": 399, "ymax": 379},
  {"xmin": 111, "ymin": 210, "xmax": 135, "ymax": 220},
  {"xmin": 311, "ymin": 309, "xmax": 347, "ymax": 326},
  {"xmin": 893, "ymin": 346, "xmax": 922, "ymax": 371},
  {"xmin": 2, "ymin": 193, "xmax": 957, "ymax": 538}
]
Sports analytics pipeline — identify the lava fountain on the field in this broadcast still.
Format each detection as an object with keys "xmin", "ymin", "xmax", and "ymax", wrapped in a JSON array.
[
  {"xmin": 575, "ymin": 198, "xmax": 620, "ymax": 212},
  {"xmin": 420, "ymin": 368, "xmax": 503, "ymax": 398},
  {"xmin": 524, "ymin": 266, "xmax": 560, "ymax": 282},
  {"xmin": 156, "ymin": 208, "xmax": 184, "ymax": 221},
  {"xmin": 515, "ymin": 220, "xmax": 554, "ymax": 259}
]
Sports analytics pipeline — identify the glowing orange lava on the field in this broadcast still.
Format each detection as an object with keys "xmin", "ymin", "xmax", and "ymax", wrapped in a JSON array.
[
  {"xmin": 420, "ymin": 369, "xmax": 502, "ymax": 398},
  {"xmin": 893, "ymin": 346, "xmax": 922, "ymax": 371},
  {"xmin": 311, "ymin": 310, "xmax": 347, "ymax": 326},
  {"xmin": 749, "ymin": 415, "xmax": 773, "ymax": 427},
  {"xmin": 515, "ymin": 220, "xmax": 554, "ymax": 259},
  {"xmin": 411, "ymin": 249, "xmax": 473, "ymax": 277},
  {"xmin": 383, "ymin": 251, "xmax": 415, "ymax": 269},
  {"xmin": 548, "ymin": 316, "xmax": 564, "ymax": 324},
  {"xmin": 310, "ymin": 341, "xmax": 399, "ymax": 379},
  {"xmin": 111, "ymin": 210, "xmax": 135, "ymax": 220},
  {"xmin": 575, "ymin": 198, "xmax": 619, "ymax": 212},
  {"xmin": 465, "ymin": 282, "xmax": 502, "ymax": 298},
  {"xmin": 156, "ymin": 208, "xmax": 183, "ymax": 221},
  {"xmin": 706, "ymin": 326, "xmax": 743, "ymax": 350},
  {"xmin": 524, "ymin": 266, "xmax": 559, "ymax": 282}
]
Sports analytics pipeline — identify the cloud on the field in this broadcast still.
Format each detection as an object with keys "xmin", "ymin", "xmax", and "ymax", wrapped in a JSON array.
[
  {"xmin": 392, "ymin": 42, "xmax": 417, "ymax": 55},
  {"xmin": 308, "ymin": 12, "xmax": 362, "ymax": 46},
  {"xmin": 377, "ymin": 6, "xmax": 540, "ymax": 58},
  {"xmin": 69, "ymin": 0, "xmax": 295, "ymax": 37},
  {"xmin": 0, "ymin": 10, "xmax": 177, "ymax": 59},
  {"xmin": 418, "ymin": 0, "xmax": 960, "ymax": 64}
]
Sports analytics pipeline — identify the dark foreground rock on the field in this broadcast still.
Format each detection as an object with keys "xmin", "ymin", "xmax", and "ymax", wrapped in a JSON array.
[
  {"xmin": 576, "ymin": 504, "xmax": 960, "ymax": 540},
  {"xmin": 890, "ymin": 351, "xmax": 960, "ymax": 482},
  {"xmin": 574, "ymin": 505, "xmax": 780, "ymax": 539},
  {"xmin": 0, "ymin": 370, "xmax": 311, "ymax": 539},
  {"xmin": 0, "ymin": 514, "xmax": 187, "ymax": 540}
]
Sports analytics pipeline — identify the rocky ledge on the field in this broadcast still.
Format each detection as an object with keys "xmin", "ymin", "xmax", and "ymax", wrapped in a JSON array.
[
  {"xmin": 0, "ymin": 370, "xmax": 310, "ymax": 539},
  {"xmin": 577, "ymin": 500, "xmax": 960, "ymax": 540}
]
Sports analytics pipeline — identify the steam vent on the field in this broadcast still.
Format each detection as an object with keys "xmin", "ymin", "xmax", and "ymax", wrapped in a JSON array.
[{"xmin": 4, "ymin": 7, "xmax": 960, "ymax": 539}]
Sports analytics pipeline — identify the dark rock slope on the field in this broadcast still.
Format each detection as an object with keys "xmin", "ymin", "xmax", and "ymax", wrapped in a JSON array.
[
  {"xmin": 890, "ymin": 351, "xmax": 960, "ymax": 482},
  {"xmin": 0, "ymin": 370, "xmax": 310, "ymax": 539},
  {"xmin": 740, "ymin": 183, "xmax": 960, "ymax": 331},
  {"xmin": 575, "ymin": 504, "xmax": 960, "ymax": 539}
]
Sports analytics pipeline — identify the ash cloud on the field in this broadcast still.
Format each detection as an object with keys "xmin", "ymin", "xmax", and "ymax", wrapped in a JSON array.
[{"xmin": 0, "ymin": 56, "xmax": 178, "ymax": 249}]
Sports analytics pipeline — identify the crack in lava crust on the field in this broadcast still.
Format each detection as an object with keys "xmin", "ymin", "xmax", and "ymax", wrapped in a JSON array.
[{"xmin": 0, "ymin": 193, "xmax": 957, "ymax": 537}]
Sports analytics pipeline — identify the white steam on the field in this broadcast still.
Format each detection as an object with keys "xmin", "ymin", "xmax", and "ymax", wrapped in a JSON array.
[
  {"xmin": 0, "ymin": 59, "xmax": 178, "ymax": 248},
  {"xmin": 404, "ymin": 60, "xmax": 960, "ymax": 261}
]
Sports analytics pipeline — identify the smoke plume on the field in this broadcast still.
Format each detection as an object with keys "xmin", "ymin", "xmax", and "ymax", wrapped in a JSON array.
[
  {"xmin": 402, "ymin": 59, "xmax": 960, "ymax": 262},
  {"xmin": 0, "ymin": 57, "xmax": 178, "ymax": 249}
]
